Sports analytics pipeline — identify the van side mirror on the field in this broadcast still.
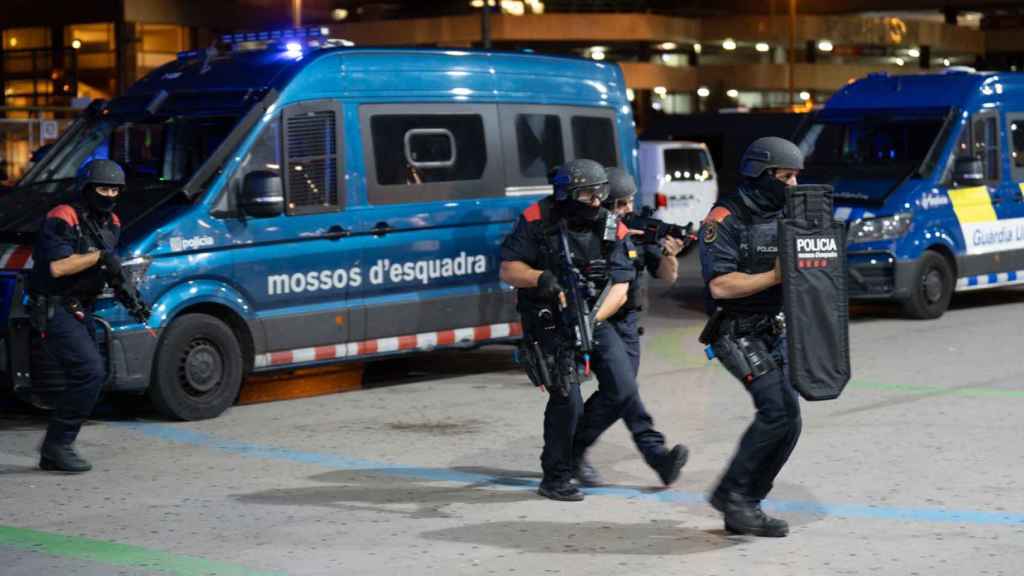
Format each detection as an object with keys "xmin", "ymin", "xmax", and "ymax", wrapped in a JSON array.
[
  {"xmin": 952, "ymin": 156, "xmax": 984, "ymax": 186},
  {"xmin": 239, "ymin": 170, "xmax": 284, "ymax": 218}
]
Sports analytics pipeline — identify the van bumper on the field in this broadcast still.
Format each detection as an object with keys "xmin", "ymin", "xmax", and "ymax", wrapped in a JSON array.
[
  {"xmin": 846, "ymin": 251, "xmax": 915, "ymax": 301},
  {"xmin": 107, "ymin": 327, "xmax": 158, "ymax": 392}
]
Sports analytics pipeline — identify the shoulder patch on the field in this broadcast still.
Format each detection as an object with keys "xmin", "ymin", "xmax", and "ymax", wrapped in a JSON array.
[
  {"xmin": 523, "ymin": 203, "xmax": 542, "ymax": 222},
  {"xmin": 616, "ymin": 221, "xmax": 629, "ymax": 240},
  {"xmin": 702, "ymin": 221, "xmax": 719, "ymax": 244},
  {"xmin": 47, "ymin": 204, "xmax": 79, "ymax": 227},
  {"xmin": 706, "ymin": 206, "xmax": 732, "ymax": 224}
]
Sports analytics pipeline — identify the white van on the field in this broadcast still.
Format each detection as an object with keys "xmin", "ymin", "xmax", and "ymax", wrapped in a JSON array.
[{"xmin": 637, "ymin": 140, "xmax": 718, "ymax": 229}]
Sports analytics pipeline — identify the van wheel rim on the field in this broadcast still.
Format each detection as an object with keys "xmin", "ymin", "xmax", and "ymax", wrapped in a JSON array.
[
  {"xmin": 180, "ymin": 339, "xmax": 223, "ymax": 395},
  {"xmin": 922, "ymin": 269, "xmax": 944, "ymax": 304}
]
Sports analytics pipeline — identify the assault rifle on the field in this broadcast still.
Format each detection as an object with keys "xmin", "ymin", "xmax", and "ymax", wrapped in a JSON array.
[
  {"xmin": 622, "ymin": 212, "xmax": 697, "ymax": 251},
  {"xmin": 517, "ymin": 221, "xmax": 609, "ymax": 397},
  {"xmin": 77, "ymin": 210, "xmax": 154, "ymax": 332}
]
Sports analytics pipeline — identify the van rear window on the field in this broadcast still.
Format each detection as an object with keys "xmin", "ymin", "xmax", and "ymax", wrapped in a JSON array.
[{"xmin": 572, "ymin": 116, "xmax": 617, "ymax": 168}]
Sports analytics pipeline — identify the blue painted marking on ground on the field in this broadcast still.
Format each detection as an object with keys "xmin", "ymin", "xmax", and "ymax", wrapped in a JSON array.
[{"xmin": 118, "ymin": 422, "xmax": 1024, "ymax": 527}]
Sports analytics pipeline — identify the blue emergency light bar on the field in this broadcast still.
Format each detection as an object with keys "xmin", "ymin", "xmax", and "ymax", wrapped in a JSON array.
[
  {"xmin": 177, "ymin": 26, "xmax": 345, "ymax": 60},
  {"xmin": 219, "ymin": 26, "xmax": 329, "ymax": 45}
]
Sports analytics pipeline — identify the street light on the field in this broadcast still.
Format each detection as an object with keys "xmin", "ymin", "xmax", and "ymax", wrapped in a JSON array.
[
  {"xmin": 723, "ymin": 38, "xmax": 737, "ymax": 51},
  {"xmin": 907, "ymin": 48, "xmax": 920, "ymax": 58},
  {"xmin": 799, "ymin": 91, "xmax": 811, "ymax": 101},
  {"xmin": 697, "ymin": 86, "xmax": 710, "ymax": 98},
  {"xmin": 659, "ymin": 42, "xmax": 677, "ymax": 51},
  {"xmin": 756, "ymin": 42, "xmax": 770, "ymax": 53},
  {"xmin": 726, "ymin": 89, "xmax": 739, "ymax": 98},
  {"xmin": 817, "ymin": 40, "xmax": 834, "ymax": 52}
]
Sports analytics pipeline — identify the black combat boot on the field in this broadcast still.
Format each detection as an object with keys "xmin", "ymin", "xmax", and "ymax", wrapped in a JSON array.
[
  {"xmin": 39, "ymin": 444, "xmax": 93, "ymax": 473},
  {"xmin": 538, "ymin": 480, "xmax": 584, "ymax": 502},
  {"xmin": 573, "ymin": 456, "xmax": 605, "ymax": 487},
  {"xmin": 719, "ymin": 492, "xmax": 788, "ymax": 537},
  {"xmin": 654, "ymin": 444, "xmax": 689, "ymax": 486}
]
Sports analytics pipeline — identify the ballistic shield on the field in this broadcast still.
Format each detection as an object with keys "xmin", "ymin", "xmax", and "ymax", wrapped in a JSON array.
[{"xmin": 778, "ymin": 184, "xmax": 850, "ymax": 400}]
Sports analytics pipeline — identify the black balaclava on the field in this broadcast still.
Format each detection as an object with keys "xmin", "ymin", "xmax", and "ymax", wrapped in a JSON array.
[
  {"xmin": 743, "ymin": 171, "xmax": 788, "ymax": 215},
  {"xmin": 558, "ymin": 198, "xmax": 606, "ymax": 229},
  {"xmin": 84, "ymin": 184, "xmax": 118, "ymax": 214}
]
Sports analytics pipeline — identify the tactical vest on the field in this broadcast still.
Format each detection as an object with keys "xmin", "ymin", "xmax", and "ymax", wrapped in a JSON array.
[
  {"xmin": 30, "ymin": 204, "xmax": 117, "ymax": 300},
  {"xmin": 716, "ymin": 192, "xmax": 783, "ymax": 315}
]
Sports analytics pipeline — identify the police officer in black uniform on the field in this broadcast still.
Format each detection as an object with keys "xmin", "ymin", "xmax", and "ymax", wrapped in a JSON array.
[
  {"xmin": 500, "ymin": 158, "xmax": 635, "ymax": 501},
  {"xmin": 571, "ymin": 167, "xmax": 688, "ymax": 487},
  {"xmin": 699, "ymin": 137, "xmax": 804, "ymax": 537},
  {"xmin": 30, "ymin": 159, "xmax": 128, "ymax": 473}
]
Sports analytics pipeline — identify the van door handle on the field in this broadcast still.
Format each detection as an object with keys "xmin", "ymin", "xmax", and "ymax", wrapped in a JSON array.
[
  {"xmin": 323, "ymin": 225, "xmax": 349, "ymax": 240},
  {"xmin": 372, "ymin": 222, "xmax": 394, "ymax": 236}
]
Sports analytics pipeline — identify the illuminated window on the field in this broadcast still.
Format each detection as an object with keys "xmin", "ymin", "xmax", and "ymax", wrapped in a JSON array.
[
  {"xmin": 63, "ymin": 23, "xmax": 114, "ymax": 51},
  {"xmin": 3, "ymin": 27, "xmax": 51, "ymax": 50}
]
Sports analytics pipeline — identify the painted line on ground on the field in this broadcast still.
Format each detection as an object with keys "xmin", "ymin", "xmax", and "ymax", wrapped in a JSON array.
[
  {"xmin": 849, "ymin": 379, "xmax": 1024, "ymax": 398},
  {"xmin": 0, "ymin": 525, "xmax": 286, "ymax": 576},
  {"xmin": 120, "ymin": 422, "xmax": 1024, "ymax": 527}
]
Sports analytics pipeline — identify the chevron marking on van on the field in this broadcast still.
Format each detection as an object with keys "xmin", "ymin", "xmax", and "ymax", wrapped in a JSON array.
[
  {"xmin": 956, "ymin": 270, "xmax": 1024, "ymax": 291},
  {"xmin": 253, "ymin": 322, "xmax": 522, "ymax": 368},
  {"xmin": 0, "ymin": 245, "xmax": 33, "ymax": 270}
]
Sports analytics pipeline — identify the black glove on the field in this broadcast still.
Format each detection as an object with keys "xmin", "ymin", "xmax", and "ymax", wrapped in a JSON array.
[
  {"xmin": 99, "ymin": 250, "xmax": 123, "ymax": 280},
  {"xmin": 536, "ymin": 270, "xmax": 564, "ymax": 301}
]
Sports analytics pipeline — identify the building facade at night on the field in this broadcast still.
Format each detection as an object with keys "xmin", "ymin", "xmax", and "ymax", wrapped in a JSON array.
[{"xmin": 2, "ymin": 0, "xmax": 1024, "ymax": 179}]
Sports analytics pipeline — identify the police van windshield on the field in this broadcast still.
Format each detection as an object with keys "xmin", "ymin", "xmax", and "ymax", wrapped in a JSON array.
[
  {"xmin": 797, "ymin": 108, "xmax": 950, "ymax": 202},
  {"xmin": 663, "ymin": 148, "xmax": 713, "ymax": 182},
  {"xmin": 0, "ymin": 112, "xmax": 238, "ymax": 235}
]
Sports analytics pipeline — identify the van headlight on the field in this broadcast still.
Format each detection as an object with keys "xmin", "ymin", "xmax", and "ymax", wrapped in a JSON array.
[
  {"xmin": 98, "ymin": 256, "xmax": 152, "ymax": 299},
  {"xmin": 847, "ymin": 213, "xmax": 912, "ymax": 244}
]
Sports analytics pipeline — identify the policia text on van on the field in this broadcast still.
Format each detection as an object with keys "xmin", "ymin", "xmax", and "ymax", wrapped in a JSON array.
[
  {"xmin": 798, "ymin": 69, "xmax": 1024, "ymax": 319},
  {"xmin": 0, "ymin": 27, "xmax": 638, "ymax": 420}
]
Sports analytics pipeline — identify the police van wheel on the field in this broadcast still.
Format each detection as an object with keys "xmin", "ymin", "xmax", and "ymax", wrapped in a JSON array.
[
  {"xmin": 149, "ymin": 313, "xmax": 242, "ymax": 421},
  {"xmin": 902, "ymin": 251, "xmax": 953, "ymax": 320}
]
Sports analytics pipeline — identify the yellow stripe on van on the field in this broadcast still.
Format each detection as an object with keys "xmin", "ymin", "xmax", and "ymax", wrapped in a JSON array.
[{"xmin": 947, "ymin": 186, "xmax": 997, "ymax": 223}]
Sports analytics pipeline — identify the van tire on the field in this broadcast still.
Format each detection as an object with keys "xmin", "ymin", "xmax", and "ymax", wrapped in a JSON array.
[
  {"xmin": 148, "ymin": 313, "xmax": 242, "ymax": 421},
  {"xmin": 901, "ymin": 251, "xmax": 954, "ymax": 320}
]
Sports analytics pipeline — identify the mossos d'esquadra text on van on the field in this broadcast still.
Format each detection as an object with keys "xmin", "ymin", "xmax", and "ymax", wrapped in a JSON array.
[{"xmin": 266, "ymin": 252, "xmax": 488, "ymax": 295}]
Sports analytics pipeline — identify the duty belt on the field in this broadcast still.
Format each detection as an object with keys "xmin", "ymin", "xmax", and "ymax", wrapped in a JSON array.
[{"xmin": 726, "ymin": 312, "xmax": 785, "ymax": 338}]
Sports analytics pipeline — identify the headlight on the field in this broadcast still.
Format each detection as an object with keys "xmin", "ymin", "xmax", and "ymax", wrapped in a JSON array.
[
  {"xmin": 847, "ymin": 213, "xmax": 912, "ymax": 244},
  {"xmin": 98, "ymin": 256, "xmax": 152, "ymax": 299}
]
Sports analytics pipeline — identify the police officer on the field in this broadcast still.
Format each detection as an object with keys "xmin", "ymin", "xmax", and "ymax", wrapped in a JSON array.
[
  {"xmin": 500, "ymin": 158, "xmax": 635, "ymax": 501},
  {"xmin": 30, "ymin": 159, "xmax": 127, "ymax": 473},
  {"xmin": 699, "ymin": 137, "xmax": 803, "ymax": 537},
  {"xmin": 570, "ymin": 167, "xmax": 688, "ymax": 487}
]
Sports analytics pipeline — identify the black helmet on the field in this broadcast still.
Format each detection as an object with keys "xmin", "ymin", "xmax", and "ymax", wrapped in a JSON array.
[
  {"xmin": 739, "ymin": 137, "xmax": 804, "ymax": 178},
  {"xmin": 551, "ymin": 158, "xmax": 609, "ymax": 203},
  {"xmin": 76, "ymin": 159, "xmax": 126, "ymax": 191},
  {"xmin": 604, "ymin": 167, "xmax": 637, "ymax": 202},
  {"xmin": 76, "ymin": 159, "xmax": 124, "ymax": 214}
]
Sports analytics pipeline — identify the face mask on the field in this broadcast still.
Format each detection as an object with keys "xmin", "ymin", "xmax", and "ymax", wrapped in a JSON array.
[
  {"xmin": 86, "ymin": 186, "xmax": 118, "ymax": 214},
  {"xmin": 745, "ymin": 172, "xmax": 788, "ymax": 214}
]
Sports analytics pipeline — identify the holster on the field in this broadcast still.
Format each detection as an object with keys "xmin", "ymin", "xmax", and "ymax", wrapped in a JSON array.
[
  {"xmin": 703, "ymin": 309, "xmax": 779, "ymax": 385},
  {"xmin": 28, "ymin": 295, "xmax": 56, "ymax": 333}
]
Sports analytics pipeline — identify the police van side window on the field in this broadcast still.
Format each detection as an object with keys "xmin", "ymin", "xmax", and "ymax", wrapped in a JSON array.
[
  {"xmin": 516, "ymin": 114, "xmax": 564, "ymax": 178},
  {"xmin": 1009, "ymin": 116, "xmax": 1024, "ymax": 179},
  {"xmin": 282, "ymin": 100, "xmax": 344, "ymax": 215},
  {"xmin": 571, "ymin": 116, "xmax": 617, "ymax": 168},
  {"xmin": 360, "ymin": 104, "xmax": 502, "ymax": 205},
  {"xmin": 971, "ymin": 113, "xmax": 1000, "ymax": 182}
]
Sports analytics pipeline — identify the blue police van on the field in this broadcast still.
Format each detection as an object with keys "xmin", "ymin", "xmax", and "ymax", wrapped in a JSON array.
[
  {"xmin": 797, "ymin": 69, "xmax": 1024, "ymax": 319},
  {"xmin": 0, "ymin": 28, "xmax": 637, "ymax": 419}
]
